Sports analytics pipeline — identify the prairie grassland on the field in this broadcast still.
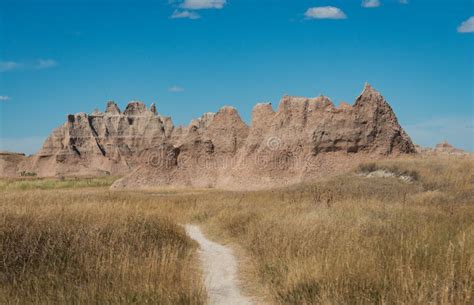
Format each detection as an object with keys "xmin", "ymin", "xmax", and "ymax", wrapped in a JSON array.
[
  {"xmin": 197, "ymin": 156, "xmax": 474, "ymax": 304},
  {"xmin": 0, "ymin": 186, "xmax": 206, "ymax": 304},
  {"xmin": 1, "ymin": 155, "xmax": 473, "ymax": 304},
  {"xmin": 0, "ymin": 175, "xmax": 119, "ymax": 191}
]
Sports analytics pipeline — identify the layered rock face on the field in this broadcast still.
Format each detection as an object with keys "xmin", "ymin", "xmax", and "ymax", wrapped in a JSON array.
[
  {"xmin": 222, "ymin": 84, "xmax": 415, "ymax": 188},
  {"xmin": 20, "ymin": 101, "xmax": 173, "ymax": 177},
  {"xmin": 0, "ymin": 152, "xmax": 27, "ymax": 177},
  {"xmin": 19, "ymin": 84, "xmax": 416, "ymax": 189}
]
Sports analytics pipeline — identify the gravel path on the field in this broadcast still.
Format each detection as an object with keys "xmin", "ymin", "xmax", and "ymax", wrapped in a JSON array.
[{"xmin": 185, "ymin": 225, "xmax": 255, "ymax": 305}]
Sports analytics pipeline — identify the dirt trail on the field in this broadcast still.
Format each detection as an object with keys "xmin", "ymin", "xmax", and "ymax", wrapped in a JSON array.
[{"xmin": 185, "ymin": 225, "xmax": 255, "ymax": 305}]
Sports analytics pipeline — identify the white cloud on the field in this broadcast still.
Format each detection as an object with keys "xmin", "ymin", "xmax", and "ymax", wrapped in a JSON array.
[
  {"xmin": 171, "ymin": 10, "xmax": 201, "ymax": 19},
  {"xmin": 0, "ymin": 96, "xmax": 11, "ymax": 101},
  {"xmin": 180, "ymin": 0, "xmax": 226, "ymax": 10},
  {"xmin": 35, "ymin": 59, "xmax": 58, "ymax": 70},
  {"xmin": 457, "ymin": 16, "xmax": 474, "ymax": 33},
  {"xmin": 0, "ymin": 61, "xmax": 21, "ymax": 72},
  {"xmin": 305, "ymin": 7, "xmax": 347, "ymax": 20},
  {"xmin": 169, "ymin": 85, "xmax": 185, "ymax": 93},
  {"xmin": 362, "ymin": 0, "xmax": 381, "ymax": 8},
  {"xmin": 0, "ymin": 59, "xmax": 58, "ymax": 72}
]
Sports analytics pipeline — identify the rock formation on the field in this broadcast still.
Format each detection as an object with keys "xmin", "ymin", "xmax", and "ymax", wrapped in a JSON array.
[
  {"xmin": 415, "ymin": 141, "xmax": 469, "ymax": 156},
  {"xmin": 0, "ymin": 152, "xmax": 28, "ymax": 177},
  {"xmin": 14, "ymin": 84, "xmax": 417, "ymax": 189}
]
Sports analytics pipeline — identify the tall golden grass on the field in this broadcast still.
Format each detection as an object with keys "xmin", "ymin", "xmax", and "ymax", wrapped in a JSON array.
[
  {"xmin": 197, "ymin": 156, "xmax": 474, "ymax": 304},
  {"xmin": 0, "ymin": 189, "xmax": 205, "ymax": 304},
  {"xmin": 1, "ymin": 155, "xmax": 473, "ymax": 304}
]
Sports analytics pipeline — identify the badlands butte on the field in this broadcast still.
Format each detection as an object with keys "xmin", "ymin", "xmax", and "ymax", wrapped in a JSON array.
[{"xmin": 4, "ymin": 84, "xmax": 419, "ymax": 189}]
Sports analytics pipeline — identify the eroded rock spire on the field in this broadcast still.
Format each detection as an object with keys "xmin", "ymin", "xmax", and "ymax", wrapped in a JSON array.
[{"xmin": 22, "ymin": 84, "xmax": 416, "ymax": 189}]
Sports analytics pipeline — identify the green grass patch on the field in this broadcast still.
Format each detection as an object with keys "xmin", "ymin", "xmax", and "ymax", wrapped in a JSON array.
[{"xmin": 0, "ymin": 176, "xmax": 119, "ymax": 191}]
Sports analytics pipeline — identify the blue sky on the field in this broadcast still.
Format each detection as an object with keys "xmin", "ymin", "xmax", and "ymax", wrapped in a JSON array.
[{"xmin": 0, "ymin": 0, "xmax": 473, "ymax": 154}]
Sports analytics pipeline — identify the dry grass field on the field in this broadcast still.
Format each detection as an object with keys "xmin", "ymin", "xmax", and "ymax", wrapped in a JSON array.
[
  {"xmin": 1, "ymin": 155, "xmax": 473, "ymax": 304},
  {"xmin": 0, "ymin": 186, "xmax": 206, "ymax": 304}
]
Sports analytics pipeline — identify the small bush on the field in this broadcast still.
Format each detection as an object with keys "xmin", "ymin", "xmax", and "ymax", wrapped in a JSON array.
[
  {"xmin": 19, "ymin": 171, "xmax": 36, "ymax": 177},
  {"xmin": 357, "ymin": 162, "xmax": 420, "ymax": 181},
  {"xmin": 357, "ymin": 162, "xmax": 377, "ymax": 173}
]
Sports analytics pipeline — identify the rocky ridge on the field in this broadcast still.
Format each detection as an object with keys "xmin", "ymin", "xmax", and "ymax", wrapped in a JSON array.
[
  {"xmin": 415, "ymin": 141, "xmax": 469, "ymax": 156},
  {"xmin": 0, "ymin": 152, "xmax": 28, "ymax": 177},
  {"xmin": 13, "ymin": 84, "xmax": 417, "ymax": 189}
]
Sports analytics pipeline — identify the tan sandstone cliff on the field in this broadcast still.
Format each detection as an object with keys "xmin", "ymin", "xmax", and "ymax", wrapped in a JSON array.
[
  {"xmin": 0, "ymin": 152, "xmax": 28, "ymax": 177},
  {"xmin": 14, "ymin": 84, "xmax": 416, "ymax": 189}
]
